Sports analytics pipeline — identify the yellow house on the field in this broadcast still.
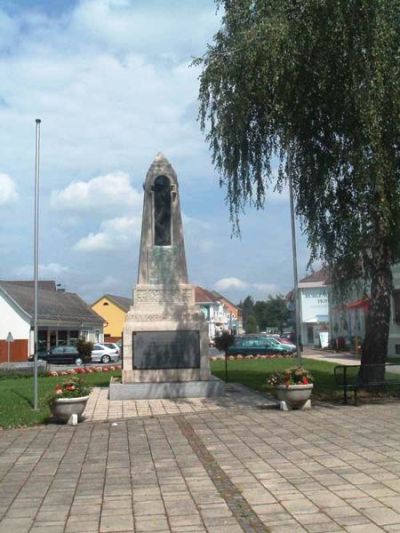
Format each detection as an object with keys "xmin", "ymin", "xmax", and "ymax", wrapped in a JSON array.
[{"xmin": 91, "ymin": 294, "xmax": 131, "ymax": 341}]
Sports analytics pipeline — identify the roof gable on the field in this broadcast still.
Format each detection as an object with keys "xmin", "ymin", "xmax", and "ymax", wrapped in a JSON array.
[
  {"xmin": 93, "ymin": 294, "xmax": 131, "ymax": 312},
  {"xmin": 195, "ymin": 286, "xmax": 220, "ymax": 304},
  {"xmin": 0, "ymin": 282, "xmax": 103, "ymax": 325}
]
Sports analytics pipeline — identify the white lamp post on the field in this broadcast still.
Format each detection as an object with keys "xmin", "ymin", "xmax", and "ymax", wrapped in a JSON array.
[
  {"xmin": 33, "ymin": 118, "xmax": 41, "ymax": 411},
  {"xmin": 288, "ymin": 172, "xmax": 302, "ymax": 366}
]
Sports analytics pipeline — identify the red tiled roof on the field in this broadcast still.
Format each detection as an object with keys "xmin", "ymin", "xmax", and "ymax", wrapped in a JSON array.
[
  {"xmin": 300, "ymin": 267, "xmax": 330, "ymax": 284},
  {"xmin": 195, "ymin": 286, "xmax": 219, "ymax": 304}
]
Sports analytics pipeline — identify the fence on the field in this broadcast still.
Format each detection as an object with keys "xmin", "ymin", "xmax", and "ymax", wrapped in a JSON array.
[{"xmin": 0, "ymin": 339, "xmax": 29, "ymax": 363}]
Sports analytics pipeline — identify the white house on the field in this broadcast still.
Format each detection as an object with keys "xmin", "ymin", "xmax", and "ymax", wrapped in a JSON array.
[
  {"xmin": 0, "ymin": 280, "xmax": 104, "ymax": 362},
  {"xmin": 330, "ymin": 263, "xmax": 400, "ymax": 356},
  {"xmin": 298, "ymin": 269, "xmax": 330, "ymax": 347},
  {"xmin": 194, "ymin": 286, "xmax": 242, "ymax": 341}
]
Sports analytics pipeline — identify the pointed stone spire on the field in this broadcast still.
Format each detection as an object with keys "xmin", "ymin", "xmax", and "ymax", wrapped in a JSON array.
[{"xmin": 137, "ymin": 154, "xmax": 188, "ymax": 285}]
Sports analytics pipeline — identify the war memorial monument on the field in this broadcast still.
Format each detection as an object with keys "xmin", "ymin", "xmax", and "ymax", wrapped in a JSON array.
[{"xmin": 109, "ymin": 154, "xmax": 224, "ymax": 399}]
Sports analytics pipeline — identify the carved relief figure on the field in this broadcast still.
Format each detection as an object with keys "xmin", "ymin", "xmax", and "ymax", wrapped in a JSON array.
[{"xmin": 153, "ymin": 175, "xmax": 171, "ymax": 246}]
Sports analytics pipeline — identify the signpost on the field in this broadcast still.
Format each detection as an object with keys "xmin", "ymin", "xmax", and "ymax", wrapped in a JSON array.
[{"xmin": 6, "ymin": 332, "xmax": 14, "ymax": 364}]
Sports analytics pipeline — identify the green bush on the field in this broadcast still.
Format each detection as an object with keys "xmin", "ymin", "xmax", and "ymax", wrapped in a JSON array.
[{"xmin": 76, "ymin": 338, "xmax": 93, "ymax": 363}]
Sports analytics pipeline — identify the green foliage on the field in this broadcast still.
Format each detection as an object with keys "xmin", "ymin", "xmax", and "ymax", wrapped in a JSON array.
[
  {"xmin": 0, "ymin": 370, "xmax": 121, "ymax": 428},
  {"xmin": 245, "ymin": 314, "xmax": 258, "ymax": 333},
  {"xmin": 211, "ymin": 358, "xmax": 336, "ymax": 400},
  {"xmin": 197, "ymin": 0, "xmax": 400, "ymax": 365},
  {"xmin": 267, "ymin": 367, "xmax": 313, "ymax": 386},
  {"xmin": 214, "ymin": 331, "xmax": 235, "ymax": 354},
  {"xmin": 48, "ymin": 377, "xmax": 91, "ymax": 405},
  {"xmin": 76, "ymin": 338, "xmax": 93, "ymax": 363},
  {"xmin": 254, "ymin": 294, "xmax": 289, "ymax": 331}
]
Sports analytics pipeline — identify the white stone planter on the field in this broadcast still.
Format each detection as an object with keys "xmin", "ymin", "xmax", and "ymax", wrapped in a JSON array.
[
  {"xmin": 275, "ymin": 384, "xmax": 313, "ymax": 410},
  {"xmin": 50, "ymin": 395, "xmax": 90, "ymax": 423}
]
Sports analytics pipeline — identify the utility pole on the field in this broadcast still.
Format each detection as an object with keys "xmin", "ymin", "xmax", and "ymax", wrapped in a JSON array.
[
  {"xmin": 288, "ymin": 171, "xmax": 302, "ymax": 366},
  {"xmin": 33, "ymin": 118, "xmax": 41, "ymax": 410}
]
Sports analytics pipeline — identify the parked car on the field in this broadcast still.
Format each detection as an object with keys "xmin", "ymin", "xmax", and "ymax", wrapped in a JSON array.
[
  {"xmin": 39, "ymin": 345, "xmax": 84, "ymax": 366},
  {"xmin": 91, "ymin": 343, "xmax": 120, "ymax": 364},
  {"xmin": 228, "ymin": 336, "xmax": 294, "ymax": 356},
  {"xmin": 267, "ymin": 336, "xmax": 297, "ymax": 352},
  {"xmin": 103, "ymin": 342, "xmax": 120, "ymax": 355}
]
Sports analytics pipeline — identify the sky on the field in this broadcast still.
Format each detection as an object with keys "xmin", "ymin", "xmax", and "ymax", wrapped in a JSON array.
[{"xmin": 0, "ymin": 0, "xmax": 312, "ymax": 305}]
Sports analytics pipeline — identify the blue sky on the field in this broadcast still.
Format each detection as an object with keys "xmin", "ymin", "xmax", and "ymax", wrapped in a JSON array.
[{"xmin": 0, "ymin": 0, "xmax": 312, "ymax": 304}]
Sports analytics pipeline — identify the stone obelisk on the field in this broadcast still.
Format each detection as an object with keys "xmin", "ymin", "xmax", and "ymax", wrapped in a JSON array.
[{"xmin": 111, "ymin": 154, "xmax": 224, "ymax": 399}]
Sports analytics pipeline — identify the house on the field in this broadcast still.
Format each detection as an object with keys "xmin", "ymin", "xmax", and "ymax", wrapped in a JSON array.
[
  {"xmin": 330, "ymin": 263, "xmax": 400, "ymax": 356},
  {"xmin": 0, "ymin": 280, "xmax": 104, "ymax": 362},
  {"xmin": 211, "ymin": 290, "xmax": 243, "ymax": 335},
  {"xmin": 297, "ymin": 268, "xmax": 330, "ymax": 347},
  {"xmin": 91, "ymin": 294, "xmax": 131, "ymax": 342},
  {"xmin": 194, "ymin": 286, "xmax": 242, "ymax": 341}
]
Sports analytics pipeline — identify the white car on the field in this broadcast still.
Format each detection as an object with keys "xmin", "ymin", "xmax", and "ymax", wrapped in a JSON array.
[
  {"xmin": 104, "ymin": 342, "xmax": 120, "ymax": 355},
  {"xmin": 91, "ymin": 343, "xmax": 120, "ymax": 364}
]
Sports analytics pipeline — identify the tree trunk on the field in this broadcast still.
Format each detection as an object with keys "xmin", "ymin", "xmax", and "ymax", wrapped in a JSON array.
[{"xmin": 360, "ymin": 257, "xmax": 392, "ymax": 384}]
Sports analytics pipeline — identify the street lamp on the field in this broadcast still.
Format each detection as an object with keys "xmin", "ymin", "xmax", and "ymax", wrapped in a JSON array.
[
  {"xmin": 33, "ymin": 118, "xmax": 41, "ymax": 411},
  {"xmin": 288, "ymin": 172, "xmax": 302, "ymax": 366}
]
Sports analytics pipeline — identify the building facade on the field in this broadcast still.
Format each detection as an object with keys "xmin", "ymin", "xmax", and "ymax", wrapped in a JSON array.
[
  {"xmin": 0, "ymin": 281, "xmax": 104, "ymax": 362},
  {"xmin": 195, "ymin": 286, "xmax": 242, "ymax": 341},
  {"xmin": 330, "ymin": 264, "xmax": 400, "ymax": 356},
  {"xmin": 298, "ymin": 269, "xmax": 330, "ymax": 347},
  {"xmin": 91, "ymin": 294, "xmax": 131, "ymax": 342}
]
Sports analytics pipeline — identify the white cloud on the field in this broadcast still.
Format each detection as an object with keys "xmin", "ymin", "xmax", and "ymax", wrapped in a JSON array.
[
  {"xmin": 0, "ymin": 173, "xmax": 18, "ymax": 205},
  {"xmin": 214, "ymin": 277, "xmax": 278, "ymax": 294},
  {"xmin": 0, "ymin": 11, "xmax": 18, "ymax": 50},
  {"xmin": 214, "ymin": 277, "xmax": 249, "ymax": 291},
  {"xmin": 74, "ymin": 215, "xmax": 141, "ymax": 252},
  {"xmin": 71, "ymin": 0, "xmax": 219, "ymax": 57},
  {"xmin": 15, "ymin": 262, "xmax": 69, "ymax": 278},
  {"xmin": 51, "ymin": 171, "xmax": 142, "ymax": 211}
]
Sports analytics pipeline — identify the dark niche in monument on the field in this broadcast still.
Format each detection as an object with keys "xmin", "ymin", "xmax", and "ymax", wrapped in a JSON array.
[
  {"xmin": 153, "ymin": 175, "xmax": 171, "ymax": 246},
  {"xmin": 132, "ymin": 331, "xmax": 200, "ymax": 369}
]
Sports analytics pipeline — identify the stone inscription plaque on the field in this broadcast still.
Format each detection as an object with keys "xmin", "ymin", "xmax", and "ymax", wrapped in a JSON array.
[{"xmin": 133, "ymin": 331, "xmax": 200, "ymax": 369}]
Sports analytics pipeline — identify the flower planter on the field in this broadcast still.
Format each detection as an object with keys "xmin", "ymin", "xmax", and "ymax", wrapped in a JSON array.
[
  {"xmin": 50, "ymin": 395, "xmax": 90, "ymax": 423},
  {"xmin": 275, "ymin": 384, "xmax": 313, "ymax": 410}
]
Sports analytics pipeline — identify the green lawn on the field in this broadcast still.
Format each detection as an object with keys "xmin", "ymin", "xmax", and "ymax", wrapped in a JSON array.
[
  {"xmin": 0, "ymin": 371, "xmax": 121, "ymax": 428},
  {"xmin": 210, "ymin": 357, "xmax": 340, "ymax": 400}
]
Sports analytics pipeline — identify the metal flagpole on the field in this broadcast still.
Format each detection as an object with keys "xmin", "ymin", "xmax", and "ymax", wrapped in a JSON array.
[
  {"xmin": 33, "ymin": 118, "xmax": 41, "ymax": 410},
  {"xmin": 288, "ymin": 170, "xmax": 302, "ymax": 366}
]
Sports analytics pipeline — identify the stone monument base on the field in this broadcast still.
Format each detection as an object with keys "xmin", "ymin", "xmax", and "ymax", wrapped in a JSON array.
[{"xmin": 109, "ymin": 376, "xmax": 225, "ymax": 400}]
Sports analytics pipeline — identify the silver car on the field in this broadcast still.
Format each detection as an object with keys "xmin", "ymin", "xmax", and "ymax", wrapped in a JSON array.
[
  {"xmin": 104, "ymin": 342, "xmax": 120, "ymax": 355},
  {"xmin": 91, "ymin": 343, "xmax": 120, "ymax": 364}
]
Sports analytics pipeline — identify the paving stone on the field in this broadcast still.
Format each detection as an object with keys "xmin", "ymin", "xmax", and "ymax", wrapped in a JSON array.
[{"xmin": 362, "ymin": 507, "xmax": 400, "ymax": 526}]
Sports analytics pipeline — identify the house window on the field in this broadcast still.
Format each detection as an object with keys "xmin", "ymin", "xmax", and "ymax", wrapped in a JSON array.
[
  {"xmin": 58, "ymin": 331, "xmax": 67, "ymax": 346},
  {"xmin": 69, "ymin": 330, "xmax": 79, "ymax": 345},
  {"xmin": 103, "ymin": 302, "xmax": 109, "ymax": 306},
  {"xmin": 95, "ymin": 330, "xmax": 100, "ymax": 342},
  {"xmin": 393, "ymin": 290, "xmax": 400, "ymax": 324}
]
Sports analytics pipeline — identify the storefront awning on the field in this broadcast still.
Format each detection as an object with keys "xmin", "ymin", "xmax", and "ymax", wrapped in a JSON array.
[
  {"xmin": 346, "ymin": 299, "xmax": 369, "ymax": 310},
  {"xmin": 303, "ymin": 314, "xmax": 329, "ymax": 324}
]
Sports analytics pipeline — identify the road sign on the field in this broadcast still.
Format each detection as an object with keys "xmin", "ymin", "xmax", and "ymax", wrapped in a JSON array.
[{"xmin": 6, "ymin": 332, "xmax": 13, "ymax": 364}]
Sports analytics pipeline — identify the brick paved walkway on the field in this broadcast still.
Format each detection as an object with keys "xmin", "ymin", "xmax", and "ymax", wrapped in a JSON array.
[{"xmin": 1, "ymin": 389, "xmax": 400, "ymax": 532}]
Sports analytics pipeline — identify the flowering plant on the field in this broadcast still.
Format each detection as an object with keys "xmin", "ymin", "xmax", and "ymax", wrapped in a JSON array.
[
  {"xmin": 267, "ymin": 367, "xmax": 313, "ymax": 387},
  {"xmin": 48, "ymin": 377, "xmax": 91, "ymax": 403}
]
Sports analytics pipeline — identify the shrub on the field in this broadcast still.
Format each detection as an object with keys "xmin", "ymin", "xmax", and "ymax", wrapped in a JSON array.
[{"xmin": 76, "ymin": 338, "xmax": 93, "ymax": 364}]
